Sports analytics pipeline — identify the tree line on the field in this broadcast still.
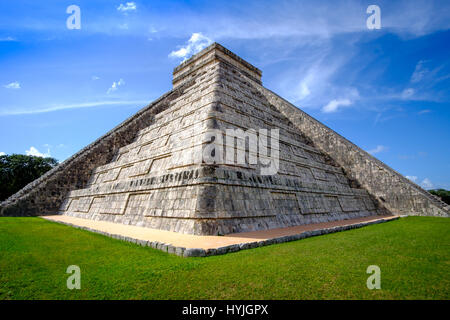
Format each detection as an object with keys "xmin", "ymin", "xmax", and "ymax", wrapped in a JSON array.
[{"xmin": 0, "ymin": 154, "xmax": 58, "ymax": 201}]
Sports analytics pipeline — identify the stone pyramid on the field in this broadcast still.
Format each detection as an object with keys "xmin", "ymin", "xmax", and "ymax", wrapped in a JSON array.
[{"xmin": 1, "ymin": 43, "xmax": 448, "ymax": 235}]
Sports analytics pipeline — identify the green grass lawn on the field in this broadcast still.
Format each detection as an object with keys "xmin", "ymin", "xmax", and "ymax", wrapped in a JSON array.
[{"xmin": 0, "ymin": 216, "xmax": 448, "ymax": 300}]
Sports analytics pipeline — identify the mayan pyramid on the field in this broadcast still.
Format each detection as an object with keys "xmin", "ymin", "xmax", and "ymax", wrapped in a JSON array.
[{"xmin": 1, "ymin": 43, "xmax": 448, "ymax": 235}]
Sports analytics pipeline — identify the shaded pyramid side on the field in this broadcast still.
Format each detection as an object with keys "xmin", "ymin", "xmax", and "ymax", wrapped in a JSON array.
[
  {"xmin": 257, "ymin": 92, "xmax": 449, "ymax": 218},
  {"xmin": 254, "ymin": 79, "xmax": 449, "ymax": 217}
]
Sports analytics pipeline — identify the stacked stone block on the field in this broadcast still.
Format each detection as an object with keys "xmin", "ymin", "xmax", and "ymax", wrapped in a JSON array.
[{"xmin": 58, "ymin": 43, "xmax": 385, "ymax": 235}]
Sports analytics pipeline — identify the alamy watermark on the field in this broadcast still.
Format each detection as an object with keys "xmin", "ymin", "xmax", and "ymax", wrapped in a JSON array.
[
  {"xmin": 366, "ymin": 5, "xmax": 381, "ymax": 30},
  {"xmin": 366, "ymin": 265, "xmax": 381, "ymax": 289},
  {"xmin": 187, "ymin": 128, "xmax": 280, "ymax": 176},
  {"xmin": 66, "ymin": 265, "xmax": 81, "ymax": 290},
  {"xmin": 66, "ymin": 5, "xmax": 81, "ymax": 30},
  {"xmin": 66, "ymin": 4, "xmax": 380, "ymax": 31}
]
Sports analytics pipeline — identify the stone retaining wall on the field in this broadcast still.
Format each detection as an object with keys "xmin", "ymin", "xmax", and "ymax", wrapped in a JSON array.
[{"xmin": 43, "ymin": 215, "xmax": 400, "ymax": 257}]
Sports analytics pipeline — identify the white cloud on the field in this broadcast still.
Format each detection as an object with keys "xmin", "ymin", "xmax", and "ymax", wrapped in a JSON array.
[
  {"xmin": 322, "ymin": 98, "xmax": 352, "ymax": 113},
  {"xmin": 421, "ymin": 178, "xmax": 433, "ymax": 189},
  {"xmin": 147, "ymin": 26, "xmax": 159, "ymax": 41},
  {"xmin": 169, "ymin": 33, "xmax": 213, "ymax": 60},
  {"xmin": 25, "ymin": 146, "xmax": 50, "ymax": 158},
  {"xmin": 406, "ymin": 176, "xmax": 435, "ymax": 190},
  {"xmin": 411, "ymin": 60, "xmax": 429, "ymax": 83},
  {"xmin": 418, "ymin": 109, "xmax": 431, "ymax": 115},
  {"xmin": 367, "ymin": 145, "xmax": 388, "ymax": 155},
  {"xmin": 91, "ymin": 76, "xmax": 100, "ymax": 80},
  {"xmin": 4, "ymin": 81, "xmax": 21, "ymax": 89},
  {"xmin": 117, "ymin": 2, "xmax": 136, "ymax": 12},
  {"xmin": 406, "ymin": 175, "xmax": 418, "ymax": 183},
  {"xmin": 288, "ymin": 54, "xmax": 338, "ymax": 103},
  {"xmin": 401, "ymin": 88, "xmax": 415, "ymax": 99},
  {"xmin": 278, "ymin": 47, "xmax": 360, "ymax": 110},
  {"xmin": 107, "ymin": 78, "xmax": 125, "ymax": 94},
  {"xmin": 191, "ymin": 1, "xmax": 449, "ymax": 40},
  {"xmin": 0, "ymin": 99, "xmax": 148, "ymax": 116},
  {"xmin": 0, "ymin": 152, "xmax": 5, "ymax": 156},
  {"xmin": 294, "ymin": 82, "xmax": 311, "ymax": 100}
]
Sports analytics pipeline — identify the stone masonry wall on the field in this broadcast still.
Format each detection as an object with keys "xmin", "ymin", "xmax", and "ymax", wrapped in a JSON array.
[
  {"xmin": 57, "ymin": 51, "xmax": 383, "ymax": 236},
  {"xmin": 258, "ymin": 88, "xmax": 449, "ymax": 217}
]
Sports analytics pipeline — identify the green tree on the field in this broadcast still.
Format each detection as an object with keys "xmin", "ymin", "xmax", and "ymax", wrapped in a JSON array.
[
  {"xmin": 0, "ymin": 154, "xmax": 59, "ymax": 201},
  {"xmin": 429, "ymin": 189, "xmax": 450, "ymax": 205}
]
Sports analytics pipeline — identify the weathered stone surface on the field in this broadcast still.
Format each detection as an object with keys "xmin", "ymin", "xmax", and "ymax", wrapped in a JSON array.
[
  {"xmin": 205, "ymin": 248, "xmax": 218, "ymax": 256},
  {"xmin": 175, "ymin": 247, "xmax": 185, "ymax": 256},
  {"xmin": 0, "ymin": 43, "xmax": 446, "ymax": 237},
  {"xmin": 239, "ymin": 243, "xmax": 251, "ymax": 250},
  {"xmin": 137, "ymin": 239, "xmax": 147, "ymax": 246},
  {"xmin": 167, "ymin": 245, "xmax": 176, "ymax": 254},
  {"xmin": 183, "ymin": 248, "xmax": 206, "ymax": 257}
]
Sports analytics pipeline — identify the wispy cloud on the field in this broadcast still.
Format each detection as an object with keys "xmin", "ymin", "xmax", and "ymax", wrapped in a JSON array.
[
  {"xmin": 287, "ymin": 50, "xmax": 343, "ymax": 104},
  {"xmin": 197, "ymin": 1, "xmax": 449, "ymax": 40},
  {"xmin": 322, "ymin": 99, "xmax": 352, "ymax": 113},
  {"xmin": 3, "ymin": 81, "xmax": 21, "ymax": 89},
  {"xmin": 169, "ymin": 33, "xmax": 213, "ymax": 60},
  {"xmin": 407, "ymin": 176, "xmax": 438, "ymax": 189},
  {"xmin": 25, "ymin": 146, "xmax": 50, "ymax": 158},
  {"xmin": 401, "ymin": 59, "xmax": 450, "ymax": 103},
  {"xmin": 411, "ymin": 60, "xmax": 429, "ymax": 83},
  {"xmin": 1, "ymin": 1, "xmax": 449, "ymax": 41},
  {"xmin": 398, "ymin": 152, "xmax": 427, "ymax": 160},
  {"xmin": 0, "ymin": 36, "xmax": 17, "ymax": 42},
  {"xmin": 107, "ymin": 79, "xmax": 125, "ymax": 94},
  {"xmin": 275, "ymin": 40, "xmax": 363, "ymax": 112},
  {"xmin": 418, "ymin": 109, "xmax": 431, "ymax": 115},
  {"xmin": 401, "ymin": 88, "xmax": 415, "ymax": 99},
  {"xmin": 367, "ymin": 145, "xmax": 388, "ymax": 155},
  {"xmin": 117, "ymin": 2, "xmax": 136, "ymax": 13},
  {"xmin": 421, "ymin": 178, "xmax": 433, "ymax": 189},
  {"xmin": 91, "ymin": 76, "xmax": 100, "ymax": 80},
  {"xmin": 0, "ymin": 100, "xmax": 148, "ymax": 116}
]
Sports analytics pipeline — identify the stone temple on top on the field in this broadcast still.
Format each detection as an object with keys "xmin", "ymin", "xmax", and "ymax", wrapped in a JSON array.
[{"xmin": 1, "ymin": 43, "xmax": 448, "ymax": 235}]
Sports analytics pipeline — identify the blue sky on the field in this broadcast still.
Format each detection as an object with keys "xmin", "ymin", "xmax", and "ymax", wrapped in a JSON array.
[{"xmin": 0, "ymin": 0, "xmax": 449, "ymax": 190}]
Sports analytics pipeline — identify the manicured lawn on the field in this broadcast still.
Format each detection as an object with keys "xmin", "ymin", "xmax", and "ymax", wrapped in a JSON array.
[{"xmin": 0, "ymin": 216, "xmax": 448, "ymax": 299}]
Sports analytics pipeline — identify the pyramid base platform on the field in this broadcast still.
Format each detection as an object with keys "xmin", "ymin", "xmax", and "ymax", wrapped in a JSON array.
[{"xmin": 42, "ymin": 213, "xmax": 398, "ymax": 257}]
